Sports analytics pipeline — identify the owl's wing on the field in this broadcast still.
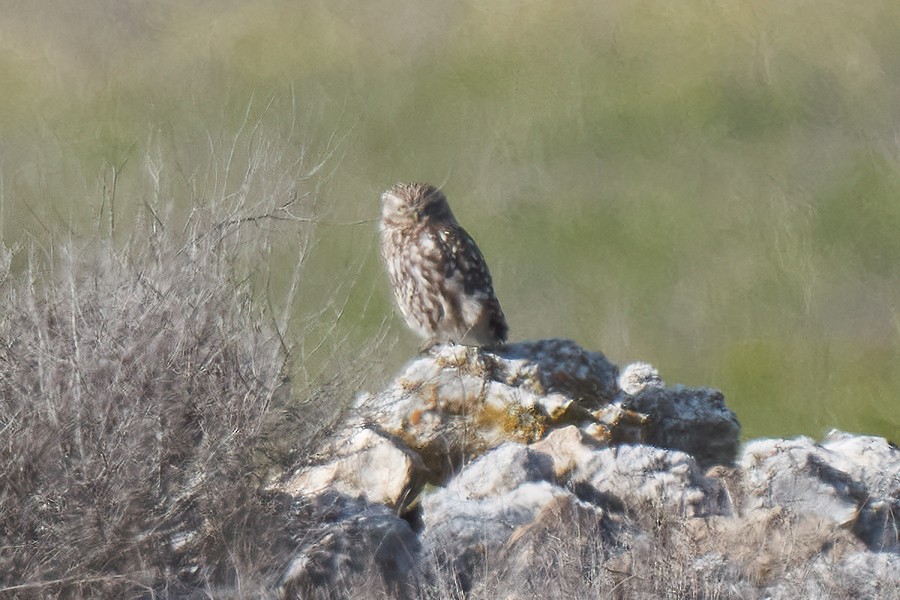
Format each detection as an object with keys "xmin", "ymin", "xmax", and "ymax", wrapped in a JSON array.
[{"xmin": 436, "ymin": 224, "xmax": 496, "ymax": 299}]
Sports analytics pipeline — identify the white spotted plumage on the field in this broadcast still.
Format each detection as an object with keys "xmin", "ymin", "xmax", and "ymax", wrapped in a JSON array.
[{"xmin": 379, "ymin": 183, "xmax": 508, "ymax": 348}]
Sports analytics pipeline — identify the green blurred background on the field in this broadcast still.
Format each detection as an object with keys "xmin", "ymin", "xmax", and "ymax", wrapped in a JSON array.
[{"xmin": 1, "ymin": 0, "xmax": 898, "ymax": 441}]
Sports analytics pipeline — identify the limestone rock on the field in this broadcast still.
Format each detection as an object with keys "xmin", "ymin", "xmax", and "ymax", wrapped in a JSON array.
[
  {"xmin": 419, "ymin": 443, "xmax": 609, "ymax": 592},
  {"xmin": 278, "ymin": 493, "xmax": 420, "ymax": 598},
  {"xmin": 270, "ymin": 337, "xmax": 898, "ymax": 597},
  {"xmin": 280, "ymin": 426, "xmax": 426, "ymax": 508},
  {"xmin": 530, "ymin": 425, "xmax": 602, "ymax": 480},
  {"xmin": 820, "ymin": 430, "xmax": 899, "ymax": 553},
  {"xmin": 625, "ymin": 385, "xmax": 740, "ymax": 469},
  {"xmin": 739, "ymin": 433, "xmax": 899, "ymax": 552},
  {"xmin": 820, "ymin": 429, "xmax": 899, "ymax": 499},
  {"xmin": 355, "ymin": 339, "xmax": 739, "ymax": 480},
  {"xmin": 441, "ymin": 442, "xmax": 556, "ymax": 499},
  {"xmin": 422, "ymin": 480, "xmax": 586, "ymax": 550},
  {"xmin": 573, "ymin": 444, "xmax": 732, "ymax": 517},
  {"xmin": 617, "ymin": 361, "xmax": 665, "ymax": 395}
]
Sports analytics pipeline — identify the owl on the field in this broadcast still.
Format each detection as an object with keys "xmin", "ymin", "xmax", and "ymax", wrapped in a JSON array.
[{"xmin": 380, "ymin": 182, "xmax": 508, "ymax": 348}]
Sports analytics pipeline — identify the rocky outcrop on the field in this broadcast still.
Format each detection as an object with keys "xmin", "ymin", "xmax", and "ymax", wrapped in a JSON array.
[
  {"xmin": 349, "ymin": 340, "xmax": 739, "ymax": 483},
  {"xmin": 276, "ymin": 340, "xmax": 899, "ymax": 599}
]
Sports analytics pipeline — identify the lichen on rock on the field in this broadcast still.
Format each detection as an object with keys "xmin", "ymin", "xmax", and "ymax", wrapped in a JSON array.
[{"xmin": 351, "ymin": 339, "xmax": 738, "ymax": 482}]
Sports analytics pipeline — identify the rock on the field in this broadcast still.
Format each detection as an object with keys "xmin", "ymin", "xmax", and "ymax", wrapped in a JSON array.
[
  {"xmin": 355, "ymin": 339, "xmax": 738, "ymax": 481},
  {"xmin": 617, "ymin": 361, "xmax": 665, "ymax": 395},
  {"xmin": 740, "ymin": 436, "xmax": 864, "ymax": 523},
  {"xmin": 278, "ymin": 493, "xmax": 420, "ymax": 598},
  {"xmin": 625, "ymin": 385, "xmax": 740, "ymax": 468},
  {"xmin": 419, "ymin": 443, "xmax": 610, "ymax": 593},
  {"xmin": 819, "ymin": 430, "xmax": 899, "ymax": 553},
  {"xmin": 441, "ymin": 443, "xmax": 555, "ymax": 499},
  {"xmin": 280, "ymin": 426, "xmax": 426, "ymax": 508},
  {"xmin": 468, "ymin": 490, "xmax": 626, "ymax": 599},
  {"xmin": 573, "ymin": 444, "xmax": 732, "ymax": 517},
  {"xmin": 271, "ymin": 337, "xmax": 898, "ymax": 597},
  {"xmin": 422, "ymin": 480, "xmax": 586, "ymax": 550},
  {"xmin": 820, "ymin": 429, "xmax": 899, "ymax": 498},
  {"xmin": 739, "ymin": 433, "xmax": 899, "ymax": 552},
  {"xmin": 683, "ymin": 508, "xmax": 866, "ymax": 586},
  {"xmin": 530, "ymin": 425, "xmax": 602, "ymax": 481}
]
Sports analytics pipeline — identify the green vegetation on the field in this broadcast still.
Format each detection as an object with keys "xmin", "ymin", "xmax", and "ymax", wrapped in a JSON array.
[{"xmin": 2, "ymin": 0, "xmax": 899, "ymax": 443}]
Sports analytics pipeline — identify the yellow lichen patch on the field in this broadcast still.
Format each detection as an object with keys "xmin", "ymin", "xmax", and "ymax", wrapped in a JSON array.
[
  {"xmin": 475, "ymin": 402, "xmax": 547, "ymax": 444},
  {"xmin": 540, "ymin": 393, "xmax": 574, "ymax": 421}
]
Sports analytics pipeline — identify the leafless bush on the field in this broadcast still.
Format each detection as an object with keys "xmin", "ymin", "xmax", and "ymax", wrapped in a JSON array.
[{"xmin": 0, "ymin": 112, "xmax": 368, "ymax": 598}]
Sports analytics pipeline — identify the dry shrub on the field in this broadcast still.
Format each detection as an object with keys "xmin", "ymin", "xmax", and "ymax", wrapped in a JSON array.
[{"xmin": 0, "ymin": 114, "xmax": 357, "ymax": 598}]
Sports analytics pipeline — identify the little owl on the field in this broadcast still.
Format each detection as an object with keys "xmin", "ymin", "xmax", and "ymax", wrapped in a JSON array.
[{"xmin": 380, "ymin": 182, "xmax": 508, "ymax": 348}]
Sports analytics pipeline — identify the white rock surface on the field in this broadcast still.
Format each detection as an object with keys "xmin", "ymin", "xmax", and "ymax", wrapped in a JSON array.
[
  {"xmin": 574, "ymin": 444, "xmax": 732, "ymax": 517},
  {"xmin": 530, "ymin": 425, "xmax": 602, "ymax": 480},
  {"xmin": 280, "ymin": 426, "xmax": 425, "ymax": 508},
  {"xmin": 740, "ymin": 432, "xmax": 899, "ymax": 552}
]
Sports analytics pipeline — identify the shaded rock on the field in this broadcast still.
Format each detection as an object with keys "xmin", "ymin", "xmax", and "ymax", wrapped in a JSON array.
[
  {"xmin": 625, "ymin": 385, "xmax": 740, "ymax": 469},
  {"xmin": 278, "ymin": 493, "xmax": 420, "ymax": 599},
  {"xmin": 573, "ymin": 444, "xmax": 732, "ymax": 517},
  {"xmin": 280, "ymin": 426, "xmax": 426, "ymax": 509}
]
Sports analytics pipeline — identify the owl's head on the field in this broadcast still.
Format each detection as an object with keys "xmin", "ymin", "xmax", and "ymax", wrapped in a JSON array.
[{"xmin": 381, "ymin": 182, "xmax": 454, "ymax": 225}]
